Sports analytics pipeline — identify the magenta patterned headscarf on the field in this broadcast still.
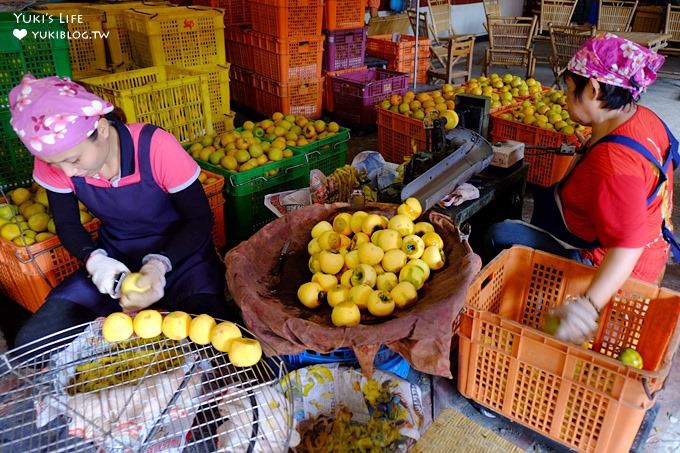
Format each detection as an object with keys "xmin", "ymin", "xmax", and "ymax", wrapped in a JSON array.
[
  {"xmin": 567, "ymin": 33, "xmax": 665, "ymax": 99},
  {"xmin": 9, "ymin": 74, "xmax": 114, "ymax": 156}
]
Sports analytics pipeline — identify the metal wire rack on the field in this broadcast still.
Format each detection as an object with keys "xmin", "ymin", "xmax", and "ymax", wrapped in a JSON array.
[{"xmin": 0, "ymin": 317, "xmax": 293, "ymax": 452}]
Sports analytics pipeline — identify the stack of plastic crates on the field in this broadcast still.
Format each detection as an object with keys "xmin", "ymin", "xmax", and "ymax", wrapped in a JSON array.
[
  {"xmin": 321, "ymin": 0, "xmax": 367, "ymax": 114},
  {"xmin": 189, "ymin": 126, "xmax": 349, "ymax": 242},
  {"xmin": 193, "ymin": 0, "xmax": 251, "ymax": 27},
  {"xmin": 85, "ymin": 1, "xmax": 170, "ymax": 72},
  {"xmin": 458, "ymin": 246, "xmax": 680, "ymax": 452},
  {"xmin": 224, "ymin": 0, "xmax": 324, "ymax": 118},
  {"xmin": 122, "ymin": 5, "xmax": 233, "ymax": 134},
  {"xmin": 330, "ymin": 68, "xmax": 408, "ymax": 129},
  {"xmin": 366, "ymin": 34, "xmax": 430, "ymax": 84},
  {"xmin": 30, "ymin": 5, "xmax": 109, "ymax": 79},
  {"xmin": 0, "ymin": 12, "xmax": 72, "ymax": 189},
  {"xmin": 81, "ymin": 66, "xmax": 214, "ymax": 144},
  {"xmin": 193, "ymin": 147, "xmax": 310, "ymax": 243}
]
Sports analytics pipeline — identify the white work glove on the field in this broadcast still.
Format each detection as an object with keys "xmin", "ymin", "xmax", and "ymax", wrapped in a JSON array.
[
  {"xmin": 119, "ymin": 258, "xmax": 168, "ymax": 313},
  {"xmin": 551, "ymin": 296, "xmax": 600, "ymax": 344},
  {"xmin": 86, "ymin": 250, "xmax": 130, "ymax": 298}
]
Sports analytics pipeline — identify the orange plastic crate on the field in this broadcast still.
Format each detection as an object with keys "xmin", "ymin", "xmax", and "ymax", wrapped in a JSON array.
[
  {"xmin": 230, "ymin": 64, "xmax": 255, "ymax": 105},
  {"xmin": 377, "ymin": 107, "xmax": 427, "ymax": 163},
  {"xmin": 0, "ymin": 174, "xmax": 225, "ymax": 312},
  {"xmin": 193, "ymin": 0, "xmax": 251, "ymax": 26},
  {"xmin": 366, "ymin": 34, "xmax": 431, "ymax": 62},
  {"xmin": 250, "ymin": 0, "xmax": 323, "ymax": 38},
  {"xmin": 0, "ymin": 219, "xmax": 100, "ymax": 313},
  {"xmin": 458, "ymin": 246, "xmax": 680, "ymax": 453},
  {"xmin": 201, "ymin": 169, "xmax": 226, "ymax": 250},
  {"xmin": 252, "ymin": 74, "xmax": 323, "ymax": 118},
  {"xmin": 324, "ymin": 65, "xmax": 367, "ymax": 112},
  {"xmin": 490, "ymin": 105, "xmax": 590, "ymax": 187},
  {"xmin": 324, "ymin": 0, "xmax": 367, "ymax": 30},
  {"xmin": 247, "ymin": 31, "xmax": 324, "ymax": 83},
  {"xmin": 366, "ymin": 35, "xmax": 430, "ymax": 84},
  {"xmin": 391, "ymin": 56, "xmax": 429, "ymax": 84},
  {"xmin": 224, "ymin": 26, "xmax": 254, "ymax": 71}
]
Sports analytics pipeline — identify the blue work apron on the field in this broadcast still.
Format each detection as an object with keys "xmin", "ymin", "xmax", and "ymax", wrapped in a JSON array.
[
  {"xmin": 48, "ymin": 122, "xmax": 223, "ymax": 315},
  {"xmin": 532, "ymin": 118, "xmax": 680, "ymax": 260}
]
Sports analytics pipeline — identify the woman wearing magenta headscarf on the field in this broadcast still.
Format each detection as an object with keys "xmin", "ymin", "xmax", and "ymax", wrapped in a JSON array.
[
  {"xmin": 485, "ymin": 33, "xmax": 679, "ymax": 344},
  {"xmin": 9, "ymin": 75, "xmax": 233, "ymax": 347}
]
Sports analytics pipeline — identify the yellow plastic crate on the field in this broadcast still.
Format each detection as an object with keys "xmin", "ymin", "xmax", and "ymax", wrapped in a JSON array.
[
  {"xmin": 124, "ymin": 5, "xmax": 226, "ymax": 68},
  {"xmin": 86, "ymin": 1, "xmax": 171, "ymax": 71},
  {"xmin": 194, "ymin": 63, "xmax": 231, "ymax": 134},
  {"xmin": 31, "ymin": 7, "xmax": 109, "ymax": 79},
  {"xmin": 82, "ymin": 66, "xmax": 213, "ymax": 144}
]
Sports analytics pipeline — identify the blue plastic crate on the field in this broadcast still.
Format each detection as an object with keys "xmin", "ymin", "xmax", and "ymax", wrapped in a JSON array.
[{"xmin": 281, "ymin": 345, "xmax": 411, "ymax": 379}]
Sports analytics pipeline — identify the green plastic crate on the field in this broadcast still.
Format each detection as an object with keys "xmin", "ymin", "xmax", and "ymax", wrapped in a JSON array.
[
  {"xmin": 289, "ymin": 127, "xmax": 349, "ymax": 175},
  {"xmin": 0, "ymin": 12, "xmax": 72, "ymax": 110},
  {"xmin": 195, "ymin": 150, "xmax": 310, "ymax": 242},
  {"xmin": 0, "ymin": 110, "xmax": 33, "ymax": 189}
]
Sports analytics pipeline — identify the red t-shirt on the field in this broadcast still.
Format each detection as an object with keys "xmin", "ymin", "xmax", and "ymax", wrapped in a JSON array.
[{"xmin": 559, "ymin": 106, "xmax": 673, "ymax": 283}]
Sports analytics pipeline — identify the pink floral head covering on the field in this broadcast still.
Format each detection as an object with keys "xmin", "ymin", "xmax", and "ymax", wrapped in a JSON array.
[
  {"xmin": 567, "ymin": 32, "xmax": 665, "ymax": 99},
  {"xmin": 8, "ymin": 74, "xmax": 114, "ymax": 156}
]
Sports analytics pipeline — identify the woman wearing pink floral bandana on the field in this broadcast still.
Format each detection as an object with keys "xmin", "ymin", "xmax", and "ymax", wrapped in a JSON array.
[
  {"xmin": 486, "ymin": 34, "xmax": 679, "ymax": 344},
  {"xmin": 8, "ymin": 75, "xmax": 235, "ymax": 347}
]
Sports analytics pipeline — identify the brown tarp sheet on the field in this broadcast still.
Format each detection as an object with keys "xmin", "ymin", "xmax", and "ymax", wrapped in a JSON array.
[{"xmin": 225, "ymin": 203, "xmax": 482, "ymax": 377}]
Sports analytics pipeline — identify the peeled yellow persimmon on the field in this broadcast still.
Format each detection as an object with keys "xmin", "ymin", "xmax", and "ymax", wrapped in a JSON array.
[
  {"xmin": 210, "ymin": 321, "xmax": 242, "ymax": 352},
  {"xmin": 161, "ymin": 311, "xmax": 192, "ymax": 341},
  {"xmin": 102, "ymin": 312, "xmax": 134, "ymax": 342},
  {"xmin": 133, "ymin": 310, "xmax": 163, "ymax": 339},
  {"xmin": 228, "ymin": 338, "xmax": 262, "ymax": 367},
  {"xmin": 121, "ymin": 272, "xmax": 150, "ymax": 295},
  {"xmin": 189, "ymin": 314, "xmax": 216, "ymax": 345}
]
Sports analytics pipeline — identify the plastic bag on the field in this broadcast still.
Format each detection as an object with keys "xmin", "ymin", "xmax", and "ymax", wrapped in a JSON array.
[{"xmin": 351, "ymin": 151, "xmax": 399, "ymax": 190}]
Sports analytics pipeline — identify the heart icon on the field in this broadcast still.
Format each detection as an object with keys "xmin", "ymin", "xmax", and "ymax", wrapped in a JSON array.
[{"xmin": 13, "ymin": 29, "xmax": 27, "ymax": 40}]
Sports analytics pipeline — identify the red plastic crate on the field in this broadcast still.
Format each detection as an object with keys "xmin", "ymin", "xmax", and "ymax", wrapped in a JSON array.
[
  {"xmin": 331, "ymin": 68, "xmax": 409, "ymax": 128},
  {"xmin": 490, "ymin": 105, "xmax": 590, "ymax": 187},
  {"xmin": 324, "ymin": 27, "xmax": 367, "ymax": 71},
  {"xmin": 324, "ymin": 0, "xmax": 367, "ymax": 30},
  {"xmin": 193, "ymin": 0, "xmax": 251, "ymax": 26},
  {"xmin": 224, "ymin": 26, "xmax": 254, "ymax": 71},
  {"xmin": 324, "ymin": 65, "xmax": 366, "ymax": 112},
  {"xmin": 252, "ymin": 74, "xmax": 323, "ymax": 118},
  {"xmin": 377, "ymin": 107, "xmax": 427, "ymax": 163},
  {"xmin": 458, "ymin": 246, "xmax": 680, "ymax": 453},
  {"xmin": 250, "ymin": 0, "xmax": 323, "ymax": 38},
  {"xmin": 230, "ymin": 64, "xmax": 255, "ymax": 105},
  {"xmin": 248, "ymin": 30, "xmax": 324, "ymax": 83}
]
